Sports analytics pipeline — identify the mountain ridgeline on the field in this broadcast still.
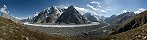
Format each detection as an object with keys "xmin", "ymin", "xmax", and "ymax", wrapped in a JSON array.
[
  {"xmin": 83, "ymin": 13, "xmax": 99, "ymax": 22},
  {"xmin": 55, "ymin": 5, "xmax": 87, "ymax": 24},
  {"xmin": 105, "ymin": 12, "xmax": 135, "ymax": 24},
  {"xmin": 111, "ymin": 10, "xmax": 147, "ymax": 34},
  {"xmin": 32, "ymin": 6, "xmax": 64, "ymax": 23},
  {"xmin": 2, "ymin": 5, "xmax": 147, "ymax": 40},
  {"xmin": 94, "ymin": 10, "xmax": 147, "ymax": 40},
  {"xmin": 29, "ymin": 5, "xmax": 105, "ymax": 24}
]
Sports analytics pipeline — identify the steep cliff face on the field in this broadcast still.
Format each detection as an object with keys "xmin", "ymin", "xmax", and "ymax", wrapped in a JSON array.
[
  {"xmin": 56, "ymin": 5, "xmax": 87, "ymax": 24},
  {"xmin": 41, "ymin": 6, "xmax": 64, "ymax": 23},
  {"xmin": 32, "ymin": 6, "xmax": 64, "ymax": 24}
]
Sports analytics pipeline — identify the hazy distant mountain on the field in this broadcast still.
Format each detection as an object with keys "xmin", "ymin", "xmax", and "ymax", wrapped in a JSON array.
[
  {"xmin": 105, "ymin": 12, "xmax": 135, "ymax": 24},
  {"xmin": 21, "ymin": 17, "xmax": 32, "ymax": 22},
  {"xmin": 83, "ymin": 13, "xmax": 98, "ymax": 22},
  {"xmin": 94, "ymin": 15, "xmax": 107, "ymax": 23},
  {"xmin": 55, "ymin": 5, "xmax": 87, "ymax": 24},
  {"xmin": 83, "ymin": 13, "xmax": 106, "ymax": 23}
]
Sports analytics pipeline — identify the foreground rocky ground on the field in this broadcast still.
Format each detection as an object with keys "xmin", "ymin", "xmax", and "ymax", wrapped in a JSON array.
[{"xmin": 0, "ymin": 17, "xmax": 66, "ymax": 40}]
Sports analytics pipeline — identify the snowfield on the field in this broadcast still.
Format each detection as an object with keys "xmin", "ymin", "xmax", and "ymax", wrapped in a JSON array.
[{"xmin": 23, "ymin": 22, "xmax": 100, "ymax": 27}]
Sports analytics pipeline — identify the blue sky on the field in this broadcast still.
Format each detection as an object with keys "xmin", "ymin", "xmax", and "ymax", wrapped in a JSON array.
[{"xmin": 0, "ymin": 0, "xmax": 147, "ymax": 18}]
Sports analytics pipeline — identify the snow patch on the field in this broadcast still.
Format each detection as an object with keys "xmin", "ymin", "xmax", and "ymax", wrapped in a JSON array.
[{"xmin": 134, "ymin": 8, "xmax": 147, "ymax": 13}]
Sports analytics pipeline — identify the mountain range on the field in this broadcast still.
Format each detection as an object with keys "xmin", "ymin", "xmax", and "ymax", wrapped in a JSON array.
[
  {"xmin": 55, "ymin": 5, "xmax": 88, "ymax": 24},
  {"xmin": 105, "ymin": 11, "xmax": 136, "ymax": 24},
  {"xmin": 24, "ymin": 5, "xmax": 105, "ymax": 24},
  {"xmin": 95, "ymin": 10, "xmax": 147, "ymax": 40},
  {"xmin": 2, "ymin": 5, "xmax": 147, "ymax": 40},
  {"xmin": 32, "ymin": 6, "xmax": 64, "ymax": 23}
]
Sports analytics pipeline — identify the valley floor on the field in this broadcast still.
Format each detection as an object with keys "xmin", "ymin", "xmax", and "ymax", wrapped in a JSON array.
[
  {"xmin": 23, "ymin": 22, "xmax": 100, "ymax": 27},
  {"xmin": 23, "ymin": 22, "xmax": 113, "ymax": 37}
]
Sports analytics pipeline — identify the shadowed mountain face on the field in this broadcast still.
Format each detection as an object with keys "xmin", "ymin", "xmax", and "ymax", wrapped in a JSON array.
[
  {"xmin": 0, "ymin": 17, "xmax": 66, "ymax": 40},
  {"xmin": 31, "ymin": 5, "xmax": 87, "ymax": 24},
  {"xmin": 111, "ymin": 10, "xmax": 147, "ymax": 34},
  {"xmin": 55, "ymin": 5, "xmax": 87, "ymax": 24}
]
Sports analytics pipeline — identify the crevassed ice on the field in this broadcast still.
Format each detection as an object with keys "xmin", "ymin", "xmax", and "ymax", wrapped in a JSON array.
[{"xmin": 23, "ymin": 22, "xmax": 100, "ymax": 27}]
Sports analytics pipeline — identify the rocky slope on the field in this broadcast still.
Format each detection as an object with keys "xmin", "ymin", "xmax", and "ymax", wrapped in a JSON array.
[
  {"xmin": 55, "ymin": 5, "xmax": 87, "ymax": 24},
  {"xmin": 69, "ymin": 10, "xmax": 147, "ymax": 40},
  {"xmin": 41, "ymin": 6, "xmax": 64, "ymax": 23},
  {"xmin": 32, "ymin": 6, "xmax": 64, "ymax": 23},
  {"xmin": 0, "ymin": 17, "xmax": 66, "ymax": 40},
  {"xmin": 95, "ymin": 24, "xmax": 147, "ymax": 40},
  {"xmin": 105, "ymin": 12, "xmax": 135, "ymax": 24},
  {"xmin": 111, "ymin": 10, "xmax": 147, "ymax": 34}
]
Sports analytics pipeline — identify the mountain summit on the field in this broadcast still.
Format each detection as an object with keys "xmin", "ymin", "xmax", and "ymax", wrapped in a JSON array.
[
  {"xmin": 56, "ymin": 5, "xmax": 87, "ymax": 24},
  {"xmin": 41, "ymin": 6, "xmax": 63, "ymax": 23},
  {"xmin": 32, "ymin": 6, "xmax": 64, "ymax": 23}
]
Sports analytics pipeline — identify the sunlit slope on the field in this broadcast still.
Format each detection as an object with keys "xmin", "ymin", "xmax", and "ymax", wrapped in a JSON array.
[
  {"xmin": 99, "ymin": 24, "xmax": 147, "ymax": 40},
  {"xmin": 0, "ymin": 17, "xmax": 66, "ymax": 40},
  {"xmin": 111, "ymin": 10, "xmax": 147, "ymax": 34},
  {"xmin": 95, "ymin": 10, "xmax": 147, "ymax": 40}
]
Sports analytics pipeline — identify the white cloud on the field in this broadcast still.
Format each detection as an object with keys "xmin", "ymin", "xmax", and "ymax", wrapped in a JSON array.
[
  {"xmin": 59, "ymin": 5, "xmax": 97, "ymax": 15},
  {"xmin": 106, "ymin": 9, "xmax": 116, "ymax": 11},
  {"xmin": 90, "ymin": 1, "xmax": 100, "ymax": 5},
  {"xmin": 101, "ymin": 10, "xmax": 107, "ymax": 12},
  {"xmin": 75, "ymin": 6, "xmax": 98, "ymax": 15},
  {"xmin": 0, "ymin": 5, "xmax": 9, "ymax": 14},
  {"xmin": 58, "ymin": 5, "xmax": 68, "ymax": 9},
  {"xmin": 90, "ymin": 1, "xmax": 102, "ymax": 8},
  {"xmin": 87, "ymin": 1, "xmax": 102, "ymax": 11},
  {"xmin": 86, "ymin": 1, "xmax": 112, "ymax": 16},
  {"xmin": 86, "ymin": 5, "xmax": 100, "ymax": 11},
  {"xmin": 74, "ymin": 7, "xmax": 89, "ymax": 14},
  {"xmin": 12, "ymin": 16, "xmax": 27, "ymax": 20},
  {"xmin": 134, "ymin": 8, "xmax": 147, "ymax": 13}
]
